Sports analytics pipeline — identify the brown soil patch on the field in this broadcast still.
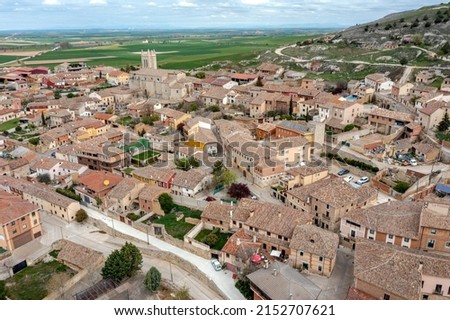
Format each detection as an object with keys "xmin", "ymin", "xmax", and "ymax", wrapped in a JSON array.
[{"xmin": 0, "ymin": 50, "xmax": 44, "ymax": 57}]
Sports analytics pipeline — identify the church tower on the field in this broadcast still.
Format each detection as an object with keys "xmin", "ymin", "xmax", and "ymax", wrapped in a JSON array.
[{"xmin": 141, "ymin": 49, "xmax": 157, "ymax": 69}]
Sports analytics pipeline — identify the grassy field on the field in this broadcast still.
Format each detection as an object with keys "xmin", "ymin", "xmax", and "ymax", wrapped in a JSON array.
[
  {"xmin": 0, "ymin": 118, "xmax": 20, "ymax": 131},
  {"xmin": 0, "ymin": 55, "xmax": 17, "ymax": 64},
  {"xmin": 132, "ymin": 150, "xmax": 160, "ymax": 161},
  {"xmin": 5, "ymin": 260, "xmax": 74, "ymax": 300},
  {"xmin": 25, "ymin": 35, "xmax": 311, "ymax": 69},
  {"xmin": 195, "ymin": 229, "xmax": 230, "ymax": 251},
  {"xmin": 153, "ymin": 205, "xmax": 201, "ymax": 240}
]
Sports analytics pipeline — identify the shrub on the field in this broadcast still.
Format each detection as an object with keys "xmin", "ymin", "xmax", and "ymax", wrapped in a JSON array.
[
  {"xmin": 159, "ymin": 193, "xmax": 175, "ymax": 214},
  {"xmin": 0, "ymin": 280, "xmax": 7, "ymax": 300},
  {"xmin": 204, "ymin": 233, "xmax": 219, "ymax": 247},
  {"xmin": 75, "ymin": 209, "xmax": 88, "ymax": 223},
  {"xmin": 37, "ymin": 173, "xmax": 51, "ymax": 184},
  {"xmin": 393, "ymin": 181, "xmax": 410, "ymax": 194},
  {"xmin": 235, "ymin": 279, "xmax": 253, "ymax": 300},
  {"xmin": 144, "ymin": 266, "xmax": 161, "ymax": 293}
]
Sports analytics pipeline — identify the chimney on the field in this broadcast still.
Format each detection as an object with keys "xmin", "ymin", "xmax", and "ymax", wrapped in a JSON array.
[
  {"xmin": 278, "ymin": 212, "xmax": 282, "ymax": 218},
  {"xmin": 253, "ymin": 235, "xmax": 257, "ymax": 243},
  {"xmin": 418, "ymin": 261, "xmax": 423, "ymax": 272},
  {"xmin": 236, "ymin": 238, "xmax": 241, "ymax": 246},
  {"xmin": 229, "ymin": 210, "xmax": 233, "ymax": 218},
  {"xmin": 250, "ymin": 209, "xmax": 255, "ymax": 217}
]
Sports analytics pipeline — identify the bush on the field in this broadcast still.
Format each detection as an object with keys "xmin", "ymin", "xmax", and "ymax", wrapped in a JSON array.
[
  {"xmin": 75, "ymin": 209, "xmax": 88, "ymax": 223},
  {"xmin": 159, "ymin": 193, "xmax": 175, "ymax": 214},
  {"xmin": 56, "ymin": 187, "xmax": 81, "ymax": 201},
  {"xmin": 228, "ymin": 183, "xmax": 251, "ymax": 200},
  {"xmin": 102, "ymin": 242, "xmax": 143, "ymax": 282},
  {"xmin": 29, "ymin": 137, "xmax": 40, "ymax": 146},
  {"xmin": 344, "ymin": 124, "xmax": 355, "ymax": 132},
  {"xmin": 172, "ymin": 286, "xmax": 190, "ymax": 300},
  {"xmin": 37, "ymin": 173, "xmax": 51, "ymax": 184},
  {"xmin": 15, "ymin": 126, "xmax": 22, "ymax": 132},
  {"xmin": 325, "ymin": 153, "xmax": 379, "ymax": 173},
  {"xmin": 204, "ymin": 233, "xmax": 219, "ymax": 247},
  {"xmin": 0, "ymin": 280, "xmax": 7, "ymax": 300},
  {"xmin": 235, "ymin": 279, "xmax": 253, "ymax": 300},
  {"xmin": 144, "ymin": 266, "xmax": 161, "ymax": 293},
  {"xmin": 393, "ymin": 181, "xmax": 410, "ymax": 194}
]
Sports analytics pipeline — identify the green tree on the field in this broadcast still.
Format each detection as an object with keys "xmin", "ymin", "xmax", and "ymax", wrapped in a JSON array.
[
  {"xmin": 221, "ymin": 169, "xmax": 237, "ymax": 187},
  {"xmin": 212, "ymin": 160, "xmax": 224, "ymax": 176},
  {"xmin": 255, "ymin": 76, "xmax": 263, "ymax": 87},
  {"xmin": 75, "ymin": 209, "xmax": 88, "ymax": 223},
  {"xmin": 289, "ymin": 96, "xmax": 293, "ymax": 116},
  {"xmin": 41, "ymin": 112, "xmax": 46, "ymax": 126},
  {"xmin": 438, "ymin": 112, "xmax": 450, "ymax": 132},
  {"xmin": 101, "ymin": 249, "xmax": 129, "ymax": 282},
  {"xmin": 54, "ymin": 90, "xmax": 61, "ymax": 99},
  {"xmin": 159, "ymin": 193, "xmax": 175, "ymax": 214},
  {"xmin": 204, "ymin": 233, "xmax": 218, "ymax": 247},
  {"xmin": 344, "ymin": 124, "xmax": 355, "ymax": 132},
  {"xmin": 144, "ymin": 267, "xmax": 161, "ymax": 293},
  {"xmin": 399, "ymin": 56, "xmax": 408, "ymax": 65},
  {"xmin": 37, "ymin": 173, "xmax": 51, "ymax": 184},
  {"xmin": 0, "ymin": 280, "xmax": 6, "ymax": 300},
  {"xmin": 393, "ymin": 181, "xmax": 410, "ymax": 194},
  {"xmin": 121, "ymin": 242, "xmax": 143, "ymax": 277},
  {"xmin": 15, "ymin": 125, "xmax": 22, "ymax": 132},
  {"xmin": 29, "ymin": 137, "xmax": 40, "ymax": 146}
]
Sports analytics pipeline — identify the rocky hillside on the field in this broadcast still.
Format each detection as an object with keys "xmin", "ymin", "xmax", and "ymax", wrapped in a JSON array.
[{"xmin": 335, "ymin": 3, "xmax": 450, "ymax": 52}]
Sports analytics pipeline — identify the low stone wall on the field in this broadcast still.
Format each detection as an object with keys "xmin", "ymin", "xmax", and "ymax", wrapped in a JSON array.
[
  {"xmin": 44, "ymin": 268, "xmax": 89, "ymax": 300},
  {"xmin": 172, "ymin": 195, "xmax": 208, "ymax": 210},
  {"xmin": 89, "ymin": 218, "xmax": 226, "ymax": 299}
]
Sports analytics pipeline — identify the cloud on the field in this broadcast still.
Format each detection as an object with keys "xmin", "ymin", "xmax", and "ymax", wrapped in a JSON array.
[
  {"xmin": 175, "ymin": 1, "xmax": 197, "ymax": 7},
  {"xmin": 241, "ymin": 0, "xmax": 270, "ymax": 5},
  {"xmin": 122, "ymin": 4, "xmax": 135, "ymax": 9},
  {"xmin": 147, "ymin": 1, "xmax": 157, "ymax": 6},
  {"xmin": 42, "ymin": 0, "xmax": 62, "ymax": 5},
  {"xmin": 89, "ymin": 0, "xmax": 107, "ymax": 5}
]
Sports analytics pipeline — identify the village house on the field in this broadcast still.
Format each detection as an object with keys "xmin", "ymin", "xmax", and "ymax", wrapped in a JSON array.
[
  {"xmin": 0, "ymin": 176, "xmax": 80, "ymax": 222},
  {"xmin": 220, "ymin": 228, "xmax": 262, "ymax": 274},
  {"xmin": 75, "ymin": 170, "xmax": 124, "ymax": 206},
  {"xmin": 286, "ymin": 176, "xmax": 336, "ymax": 212},
  {"xmin": 415, "ymin": 70, "xmax": 435, "ymax": 84},
  {"xmin": 256, "ymin": 62, "xmax": 284, "ymax": 77},
  {"xmin": 368, "ymin": 107, "xmax": 415, "ymax": 134},
  {"xmin": 340, "ymin": 201, "xmax": 423, "ymax": 250},
  {"xmin": 76, "ymin": 138, "xmax": 129, "ymax": 171},
  {"xmin": 48, "ymin": 109, "xmax": 73, "ymax": 127},
  {"xmin": 0, "ymin": 191, "xmax": 42, "ymax": 251},
  {"xmin": 132, "ymin": 166, "xmax": 176, "ymax": 188},
  {"xmin": 105, "ymin": 177, "xmax": 146, "ymax": 213},
  {"xmin": 154, "ymin": 107, "xmax": 191, "ymax": 129},
  {"xmin": 289, "ymin": 224, "xmax": 339, "ymax": 277},
  {"xmin": 31, "ymin": 157, "xmax": 88, "ymax": 181},
  {"xmin": 170, "ymin": 168, "xmax": 211, "ymax": 197},
  {"xmin": 138, "ymin": 185, "xmax": 166, "ymax": 215},
  {"xmin": 354, "ymin": 239, "xmax": 450, "ymax": 300},
  {"xmin": 419, "ymin": 200, "xmax": 450, "ymax": 253},
  {"xmin": 391, "ymin": 82, "xmax": 414, "ymax": 100},
  {"xmin": 418, "ymin": 101, "xmax": 446, "ymax": 131},
  {"xmin": 413, "ymin": 142, "xmax": 440, "ymax": 162},
  {"xmin": 106, "ymin": 70, "xmax": 129, "ymax": 85},
  {"xmin": 200, "ymin": 87, "xmax": 231, "ymax": 106},
  {"xmin": 364, "ymin": 73, "xmax": 394, "ymax": 92}
]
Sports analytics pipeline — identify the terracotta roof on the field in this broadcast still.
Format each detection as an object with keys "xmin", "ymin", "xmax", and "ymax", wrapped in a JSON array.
[
  {"xmin": 257, "ymin": 122, "xmax": 277, "ymax": 132},
  {"xmin": 107, "ymin": 177, "xmax": 143, "ymax": 200},
  {"xmin": 286, "ymin": 165, "xmax": 328, "ymax": 177},
  {"xmin": 0, "ymin": 190, "xmax": 39, "ymax": 225},
  {"xmin": 290, "ymin": 224, "xmax": 339, "ymax": 259},
  {"xmin": 77, "ymin": 170, "xmax": 123, "ymax": 193},
  {"xmin": 419, "ymin": 103, "xmax": 442, "ymax": 116},
  {"xmin": 32, "ymin": 158, "xmax": 61, "ymax": 171},
  {"xmin": 413, "ymin": 142, "xmax": 438, "ymax": 155},
  {"xmin": 155, "ymin": 108, "xmax": 189, "ymax": 121},
  {"xmin": 171, "ymin": 168, "xmax": 209, "ymax": 190},
  {"xmin": 202, "ymin": 201, "xmax": 233, "ymax": 223},
  {"xmin": 138, "ymin": 185, "xmax": 167, "ymax": 201},
  {"xmin": 343, "ymin": 201, "xmax": 423, "ymax": 239},
  {"xmin": 369, "ymin": 108, "xmax": 414, "ymax": 122},
  {"xmin": 420, "ymin": 202, "xmax": 450, "ymax": 230},
  {"xmin": 257, "ymin": 62, "xmax": 282, "ymax": 72},
  {"xmin": 221, "ymin": 228, "xmax": 261, "ymax": 261},
  {"xmin": 287, "ymin": 176, "xmax": 337, "ymax": 203},
  {"xmin": 58, "ymin": 240, "xmax": 103, "ymax": 270},
  {"xmin": 354, "ymin": 239, "xmax": 450, "ymax": 300},
  {"xmin": 132, "ymin": 166, "xmax": 175, "ymax": 183},
  {"xmin": 245, "ymin": 201, "xmax": 312, "ymax": 238}
]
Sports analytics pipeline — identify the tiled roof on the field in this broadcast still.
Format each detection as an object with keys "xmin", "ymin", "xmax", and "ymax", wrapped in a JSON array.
[
  {"xmin": 413, "ymin": 142, "xmax": 438, "ymax": 155},
  {"xmin": 419, "ymin": 103, "xmax": 442, "ymax": 116},
  {"xmin": 343, "ymin": 201, "xmax": 423, "ymax": 239},
  {"xmin": 221, "ymin": 228, "xmax": 260, "ymax": 261},
  {"xmin": 58, "ymin": 240, "xmax": 103, "ymax": 270},
  {"xmin": 310, "ymin": 178, "xmax": 374, "ymax": 207},
  {"xmin": 287, "ymin": 176, "xmax": 337, "ymax": 202},
  {"xmin": 155, "ymin": 108, "xmax": 189, "ymax": 121},
  {"xmin": 171, "ymin": 168, "xmax": 209, "ymax": 190},
  {"xmin": 369, "ymin": 108, "xmax": 414, "ymax": 122},
  {"xmin": 290, "ymin": 224, "xmax": 339, "ymax": 259},
  {"xmin": 0, "ymin": 190, "xmax": 38, "ymax": 224},
  {"xmin": 77, "ymin": 170, "xmax": 123, "ymax": 193},
  {"xmin": 354, "ymin": 239, "xmax": 450, "ymax": 300},
  {"xmin": 202, "ymin": 201, "xmax": 233, "ymax": 223},
  {"xmin": 420, "ymin": 202, "xmax": 450, "ymax": 230},
  {"xmin": 32, "ymin": 158, "xmax": 61, "ymax": 171},
  {"xmin": 286, "ymin": 165, "xmax": 328, "ymax": 177},
  {"xmin": 107, "ymin": 177, "xmax": 142, "ymax": 200},
  {"xmin": 132, "ymin": 166, "xmax": 175, "ymax": 183},
  {"xmin": 138, "ymin": 185, "xmax": 167, "ymax": 200},
  {"xmin": 346, "ymin": 287, "xmax": 376, "ymax": 300}
]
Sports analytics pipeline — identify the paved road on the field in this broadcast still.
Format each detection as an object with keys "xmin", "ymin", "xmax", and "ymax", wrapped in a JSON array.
[{"xmin": 82, "ymin": 205, "xmax": 244, "ymax": 300}]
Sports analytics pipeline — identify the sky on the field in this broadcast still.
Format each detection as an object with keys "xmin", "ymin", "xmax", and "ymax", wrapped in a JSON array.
[{"xmin": 0, "ymin": 0, "xmax": 443, "ymax": 31}]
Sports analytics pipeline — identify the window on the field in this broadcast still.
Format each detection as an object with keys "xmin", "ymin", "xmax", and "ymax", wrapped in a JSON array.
[
  {"xmin": 299, "ymin": 251, "xmax": 304, "ymax": 256},
  {"xmin": 319, "ymin": 256, "xmax": 323, "ymax": 262},
  {"xmin": 11, "ymin": 221, "xmax": 15, "ymax": 226},
  {"xmin": 427, "ymin": 239, "xmax": 435, "ymax": 249},
  {"xmin": 350, "ymin": 230, "xmax": 356, "ymax": 237},
  {"xmin": 383, "ymin": 294, "xmax": 390, "ymax": 300},
  {"xmin": 369, "ymin": 229, "xmax": 375, "ymax": 234},
  {"xmin": 431, "ymin": 229, "xmax": 436, "ymax": 235},
  {"xmin": 445, "ymin": 242, "xmax": 450, "ymax": 249},
  {"xmin": 267, "ymin": 232, "xmax": 271, "ymax": 236},
  {"xmin": 404, "ymin": 238, "xmax": 410, "ymax": 243},
  {"xmin": 388, "ymin": 234, "xmax": 394, "ymax": 239},
  {"xmin": 318, "ymin": 266, "xmax": 322, "ymax": 272}
]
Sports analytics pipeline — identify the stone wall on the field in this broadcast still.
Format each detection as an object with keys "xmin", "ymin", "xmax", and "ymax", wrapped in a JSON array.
[
  {"xmin": 44, "ymin": 268, "xmax": 89, "ymax": 300},
  {"xmin": 172, "ymin": 195, "xmax": 208, "ymax": 210}
]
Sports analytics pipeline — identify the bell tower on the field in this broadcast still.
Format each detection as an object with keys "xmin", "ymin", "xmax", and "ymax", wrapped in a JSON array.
[{"xmin": 141, "ymin": 49, "xmax": 157, "ymax": 69}]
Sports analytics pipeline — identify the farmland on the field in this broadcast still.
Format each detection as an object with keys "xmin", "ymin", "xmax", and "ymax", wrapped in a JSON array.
[{"xmin": 0, "ymin": 30, "xmax": 319, "ymax": 70}]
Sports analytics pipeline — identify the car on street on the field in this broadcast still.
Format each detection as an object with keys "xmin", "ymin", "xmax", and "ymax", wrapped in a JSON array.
[
  {"xmin": 211, "ymin": 259, "xmax": 222, "ymax": 271},
  {"xmin": 356, "ymin": 177, "xmax": 369, "ymax": 185},
  {"xmin": 344, "ymin": 175, "xmax": 353, "ymax": 182},
  {"xmin": 337, "ymin": 169, "xmax": 350, "ymax": 176}
]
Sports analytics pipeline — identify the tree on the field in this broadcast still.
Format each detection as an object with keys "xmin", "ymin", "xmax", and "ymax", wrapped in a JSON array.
[
  {"xmin": 101, "ymin": 249, "xmax": 129, "ymax": 282},
  {"xmin": 344, "ymin": 124, "xmax": 355, "ymax": 132},
  {"xmin": 29, "ymin": 137, "xmax": 40, "ymax": 146},
  {"xmin": 15, "ymin": 125, "xmax": 22, "ymax": 132},
  {"xmin": 255, "ymin": 76, "xmax": 263, "ymax": 87},
  {"xmin": 221, "ymin": 169, "xmax": 237, "ymax": 187},
  {"xmin": 394, "ymin": 181, "xmax": 410, "ymax": 194},
  {"xmin": 159, "ymin": 193, "xmax": 175, "ymax": 214},
  {"xmin": 121, "ymin": 242, "xmax": 143, "ymax": 277},
  {"xmin": 228, "ymin": 183, "xmax": 251, "ymax": 199},
  {"xmin": 0, "ymin": 280, "xmax": 6, "ymax": 300},
  {"xmin": 54, "ymin": 90, "xmax": 61, "ymax": 99},
  {"xmin": 144, "ymin": 267, "xmax": 161, "ymax": 293},
  {"xmin": 289, "ymin": 96, "xmax": 293, "ymax": 116},
  {"xmin": 212, "ymin": 160, "xmax": 224, "ymax": 176},
  {"xmin": 204, "ymin": 233, "xmax": 218, "ymax": 247},
  {"xmin": 41, "ymin": 112, "xmax": 46, "ymax": 126},
  {"xmin": 438, "ymin": 112, "xmax": 450, "ymax": 132},
  {"xmin": 75, "ymin": 209, "xmax": 88, "ymax": 223},
  {"xmin": 399, "ymin": 56, "xmax": 408, "ymax": 65},
  {"xmin": 37, "ymin": 173, "xmax": 51, "ymax": 184}
]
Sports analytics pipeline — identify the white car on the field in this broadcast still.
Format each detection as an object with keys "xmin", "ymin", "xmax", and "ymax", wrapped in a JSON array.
[
  {"xmin": 357, "ymin": 177, "xmax": 369, "ymax": 185},
  {"xmin": 410, "ymin": 159, "xmax": 417, "ymax": 166},
  {"xmin": 344, "ymin": 175, "xmax": 353, "ymax": 182},
  {"xmin": 211, "ymin": 259, "xmax": 222, "ymax": 271}
]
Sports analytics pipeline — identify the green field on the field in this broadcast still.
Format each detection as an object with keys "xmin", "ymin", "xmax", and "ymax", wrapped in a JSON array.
[
  {"xmin": 25, "ymin": 35, "xmax": 311, "ymax": 69},
  {"xmin": 0, "ymin": 55, "xmax": 17, "ymax": 64},
  {"xmin": 0, "ymin": 118, "xmax": 20, "ymax": 131},
  {"xmin": 132, "ymin": 150, "xmax": 160, "ymax": 161}
]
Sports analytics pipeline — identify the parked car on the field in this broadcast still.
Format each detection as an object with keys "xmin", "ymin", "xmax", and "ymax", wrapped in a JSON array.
[
  {"xmin": 250, "ymin": 195, "xmax": 258, "ymax": 200},
  {"xmin": 344, "ymin": 175, "xmax": 353, "ymax": 182},
  {"xmin": 357, "ymin": 177, "xmax": 369, "ymax": 185},
  {"xmin": 409, "ymin": 159, "xmax": 417, "ymax": 166},
  {"xmin": 211, "ymin": 259, "xmax": 222, "ymax": 271},
  {"xmin": 337, "ymin": 169, "xmax": 350, "ymax": 176}
]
